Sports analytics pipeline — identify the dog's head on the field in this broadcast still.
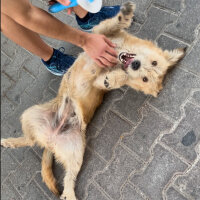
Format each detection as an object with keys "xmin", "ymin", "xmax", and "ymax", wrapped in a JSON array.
[{"xmin": 119, "ymin": 39, "xmax": 186, "ymax": 97}]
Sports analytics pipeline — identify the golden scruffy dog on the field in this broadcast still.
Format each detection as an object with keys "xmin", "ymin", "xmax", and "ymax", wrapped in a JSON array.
[{"xmin": 1, "ymin": 2, "xmax": 185, "ymax": 200}]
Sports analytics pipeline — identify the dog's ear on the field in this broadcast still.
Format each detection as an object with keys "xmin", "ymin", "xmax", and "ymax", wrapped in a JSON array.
[{"xmin": 164, "ymin": 48, "xmax": 186, "ymax": 68}]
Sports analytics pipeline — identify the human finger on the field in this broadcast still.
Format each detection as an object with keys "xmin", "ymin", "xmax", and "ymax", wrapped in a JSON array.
[
  {"xmin": 104, "ymin": 37, "xmax": 116, "ymax": 48},
  {"xmin": 95, "ymin": 58, "xmax": 107, "ymax": 68},
  {"xmin": 99, "ymin": 56, "xmax": 114, "ymax": 67},
  {"xmin": 57, "ymin": 0, "xmax": 71, "ymax": 6},
  {"xmin": 103, "ymin": 51, "xmax": 118, "ymax": 65}
]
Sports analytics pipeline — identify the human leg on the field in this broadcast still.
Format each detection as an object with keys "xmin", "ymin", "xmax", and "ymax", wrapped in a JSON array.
[{"xmin": 1, "ymin": 13, "xmax": 53, "ymax": 61}]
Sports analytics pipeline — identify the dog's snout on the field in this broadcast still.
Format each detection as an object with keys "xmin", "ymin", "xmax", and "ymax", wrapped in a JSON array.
[{"xmin": 131, "ymin": 60, "xmax": 141, "ymax": 70}]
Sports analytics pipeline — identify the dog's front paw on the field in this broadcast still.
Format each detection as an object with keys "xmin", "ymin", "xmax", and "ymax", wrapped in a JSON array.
[{"xmin": 118, "ymin": 2, "xmax": 135, "ymax": 28}]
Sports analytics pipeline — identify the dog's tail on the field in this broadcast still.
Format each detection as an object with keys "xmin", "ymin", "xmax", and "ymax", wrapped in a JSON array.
[{"xmin": 41, "ymin": 148, "xmax": 59, "ymax": 196}]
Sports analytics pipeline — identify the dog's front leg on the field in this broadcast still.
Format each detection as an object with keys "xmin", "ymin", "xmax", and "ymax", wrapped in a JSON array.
[
  {"xmin": 93, "ymin": 69, "xmax": 128, "ymax": 90},
  {"xmin": 93, "ymin": 2, "xmax": 135, "ymax": 36}
]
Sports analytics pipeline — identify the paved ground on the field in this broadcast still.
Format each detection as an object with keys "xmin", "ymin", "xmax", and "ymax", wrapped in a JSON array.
[{"xmin": 1, "ymin": 0, "xmax": 200, "ymax": 200}]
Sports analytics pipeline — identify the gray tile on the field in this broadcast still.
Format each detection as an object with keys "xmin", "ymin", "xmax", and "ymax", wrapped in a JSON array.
[
  {"xmin": 136, "ymin": 6, "xmax": 177, "ymax": 40},
  {"xmin": 75, "ymin": 148, "xmax": 106, "ymax": 199},
  {"xmin": 122, "ymin": 105, "xmax": 172, "ymax": 160},
  {"xmin": 1, "ymin": 150, "xmax": 19, "ymax": 182},
  {"xmin": 88, "ymin": 111, "xmax": 132, "ymax": 161},
  {"xmin": 113, "ymin": 88, "xmax": 147, "ymax": 124},
  {"xmin": 153, "ymin": 0, "xmax": 183, "ymax": 12},
  {"xmin": 121, "ymin": 183, "xmax": 144, "ymax": 200},
  {"xmin": 6, "ymin": 69, "xmax": 35, "ymax": 104},
  {"xmin": 23, "ymin": 180, "xmax": 49, "ymax": 200},
  {"xmin": 131, "ymin": 144, "xmax": 187, "ymax": 200},
  {"xmin": 166, "ymin": 187, "xmax": 187, "ymax": 200},
  {"xmin": 181, "ymin": 38, "xmax": 200, "ymax": 76},
  {"xmin": 149, "ymin": 68, "xmax": 200, "ymax": 120},
  {"xmin": 157, "ymin": 35, "xmax": 188, "ymax": 51},
  {"xmin": 164, "ymin": 0, "xmax": 200, "ymax": 43},
  {"xmin": 1, "ymin": 178, "xmax": 22, "ymax": 200},
  {"xmin": 86, "ymin": 183, "xmax": 109, "ymax": 200},
  {"xmin": 95, "ymin": 145, "xmax": 141, "ymax": 199},
  {"xmin": 10, "ymin": 149, "xmax": 41, "ymax": 196},
  {"xmin": 174, "ymin": 165, "xmax": 200, "ymax": 199},
  {"xmin": 162, "ymin": 103, "xmax": 200, "ymax": 162},
  {"xmin": 90, "ymin": 89, "xmax": 124, "ymax": 129}
]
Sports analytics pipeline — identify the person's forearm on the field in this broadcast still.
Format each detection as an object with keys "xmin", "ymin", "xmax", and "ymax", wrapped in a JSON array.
[
  {"xmin": 2, "ymin": 0, "xmax": 87, "ymax": 48},
  {"xmin": 21, "ymin": 6, "xmax": 87, "ymax": 47}
]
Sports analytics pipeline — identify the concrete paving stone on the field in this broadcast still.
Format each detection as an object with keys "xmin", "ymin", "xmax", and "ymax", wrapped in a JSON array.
[
  {"xmin": 6, "ymin": 69, "xmax": 35, "ymax": 104},
  {"xmin": 86, "ymin": 183, "xmax": 109, "ymax": 200},
  {"xmin": 164, "ymin": 0, "xmax": 200, "ymax": 43},
  {"xmin": 1, "ymin": 123, "xmax": 21, "ymax": 139},
  {"xmin": 1, "ymin": 178, "xmax": 22, "ymax": 200},
  {"xmin": 76, "ymin": 148, "xmax": 106, "ymax": 199},
  {"xmin": 90, "ymin": 89, "xmax": 124, "ymax": 129},
  {"xmin": 181, "ymin": 38, "xmax": 200, "ymax": 76},
  {"xmin": 95, "ymin": 144, "xmax": 141, "ymax": 200},
  {"xmin": 1, "ymin": 97, "xmax": 16, "ymax": 121},
  {"xmin": 49, "ymin": 77, "xmax": 62, "ymax": 93},
  {"xmin": 40, "ymin": 88, "xmax": 57, "ymax": 103},
  {"xmin": 9, "ymin": 149, "xmax": 41, "ymax": 196},
  {"xmin": 1, "ymin": 149, "xmax": 19, "ymax": 182},
  {"xmin": 112, "ymin": 88, "xmax": 147, "ymax": 124},
  {"xmin": 174, "ymin": 165, "xmax": 200, "ymax": 199},
  {"xmin": 130, "ymin": 144, "xmax": 187, "ymax": 200},
  {"xmin": 7, "ymin": 147, "xmax": 33, "ymax": 164},
  {"xmin": 149, "ymin": 68, "xmax": 200, "ymax": 120},
  {"xmin": 153, "ymin": 0, "xmax": 183, "ymax": 12},
  {"xmin": 122, "ymin": 105, "xmax": 172, "ymax": 161},
  {"xmin": 161, "ymin": 102, "xmax": 200, "ymax": 162},
  {"xmin": 1, "ymin": 51, "xmax": 12, "ymax": 69},
  {"xmin": 157, "ymin": 35, "xmax": 188, "ymax": 51},
  {"xmin": 22, "ymin": 180, "xmax": 49, "ymax": 200},
  {"xmin": 23, "ymin": 55, "xmax": 43, "ymax": 77},
  {"xmin": 166, "ymin": 187, "xmax": 187, "ymax": 200},
  {"xmin": 136, "ymin": 6, "xmax": 177, "ymax": 40},
  {"xmin": 25, "ymin": 68, "xmax": 56, "ymax": 102},
  {"xmin": 1, "ymin": 73, "xmax": 14, "ymax": 96},
  {"xmin": 190, "ymin": 90, "xmax": 200, "ymax": 106},
  {"xmin": 86, "ymin": 123, "xmax": 99, "ymax": 140},
  {"xmin": 1, "ymin": 33, "xmax": 18, "ymax": 58},
  {"xmin": 34, "ymin": 172, "xmax": 61, "ymax": 200},
  {"xmin": 5, "ymin": 92, "xmax": 36, "ymax": 135},
  {"xmin": 121, "ymin": 183, "xmax": 144, "ymax": 200},
  {"xmin": 88, "ymin": 111, "xmax": 132, "ymax": 161},
  {"xmin": 2, "ymin": 47, "xmax": 32, "ymax": 81}
]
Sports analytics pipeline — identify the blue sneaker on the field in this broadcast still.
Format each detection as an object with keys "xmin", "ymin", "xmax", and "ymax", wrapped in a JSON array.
[
  {"xmin": 42, "ymin": 47, "xmax": 76, "ymax": 76},
  {"xmin": 76, "ymin": 5, "xmax": 120, "ymax": 31}
]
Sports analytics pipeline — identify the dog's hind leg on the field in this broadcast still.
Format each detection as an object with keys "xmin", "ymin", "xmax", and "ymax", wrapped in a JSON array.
[
  {"xmin": 1, "ymin": 137, "xmax": 34, "ymax": 148},
  {"xmin": 93, "ymin": 2, "xmax": 135, "ymax": 36}
]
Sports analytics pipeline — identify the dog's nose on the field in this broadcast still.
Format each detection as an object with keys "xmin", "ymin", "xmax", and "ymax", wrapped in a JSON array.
[{"xmin": 131, "ymin": 60, "xmax": 141, "ymax": 70}]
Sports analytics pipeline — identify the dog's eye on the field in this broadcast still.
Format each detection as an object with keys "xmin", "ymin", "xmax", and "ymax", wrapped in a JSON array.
[
  {"xmin": 143, "ymin": 77, "xmax": 148, "ymax": 82},
  {"xmin": 152, "ymin": 61, "xmax": 157, "ymax": 66}
]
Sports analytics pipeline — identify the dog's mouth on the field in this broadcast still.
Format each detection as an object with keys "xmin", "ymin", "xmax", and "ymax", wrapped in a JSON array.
[{"xmin": 119, "ymin": 52, "xmax": 136, "ymax": 69}]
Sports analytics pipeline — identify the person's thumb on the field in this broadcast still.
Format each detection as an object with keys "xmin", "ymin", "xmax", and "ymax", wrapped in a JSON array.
[
  {"xmin": 58, "ymin": 0, "xmax": 71, "ymax": 6},
  {"xmin": 67, "ymin": 7, "xmax": 72, "ymax": 15}
]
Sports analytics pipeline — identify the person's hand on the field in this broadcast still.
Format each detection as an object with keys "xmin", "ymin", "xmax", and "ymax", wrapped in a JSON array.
[
  {"xmin": 82, "ymin": 33, "xmax": 118, "ymax": 67},
  {"xmin": 49, "ymin": 0, "xmax": 72, "ymax": 14}
]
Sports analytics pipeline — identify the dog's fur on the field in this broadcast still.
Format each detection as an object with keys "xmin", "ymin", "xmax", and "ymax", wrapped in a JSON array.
[{"xmin": 1, "ymin": 3, "xmax": 185, "ymax": 200}]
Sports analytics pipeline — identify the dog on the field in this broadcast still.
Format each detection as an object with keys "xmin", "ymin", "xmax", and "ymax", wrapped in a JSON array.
[{"xmin": 1, "ymin": 2, "xmax": 186, "ymax": 200}]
